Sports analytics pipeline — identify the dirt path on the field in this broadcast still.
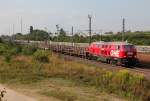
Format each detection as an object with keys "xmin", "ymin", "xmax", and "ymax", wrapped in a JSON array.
[{"xmin": 0, "ymin": 84, "xmax": 37, "ymax": 101}]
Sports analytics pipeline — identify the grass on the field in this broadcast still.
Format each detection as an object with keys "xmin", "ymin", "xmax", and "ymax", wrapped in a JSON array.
[
  {"xmin": 9, "ymin": 77, "xmax": 122, "ymax": 101},
  {"xmin": 0, "ymin": 43, "xmax": 149, "ymax": 101},
  {"xmin": 40, "ymin": 89, "xmax": 78, "ymax": 101}
]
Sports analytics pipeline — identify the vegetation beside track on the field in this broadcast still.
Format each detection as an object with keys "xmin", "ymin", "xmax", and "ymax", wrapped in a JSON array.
[
  {"xmin": 9, "ymin": 30, "xmax": 150, "ymax": 45},
  {"xmin": 0, "ymin": 42, "xmax": 149, "ymax": 101}
]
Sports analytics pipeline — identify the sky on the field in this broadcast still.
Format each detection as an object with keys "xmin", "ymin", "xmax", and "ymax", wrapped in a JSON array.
[{"xmin": 0, "ymin": 0, "xmax": 150, "ymax": 35}]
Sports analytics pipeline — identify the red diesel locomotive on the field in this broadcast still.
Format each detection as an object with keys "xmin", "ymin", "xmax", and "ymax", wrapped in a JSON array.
[{"xmin": 88, "ymin": 42, "xmax": 138, "ymax": 66}]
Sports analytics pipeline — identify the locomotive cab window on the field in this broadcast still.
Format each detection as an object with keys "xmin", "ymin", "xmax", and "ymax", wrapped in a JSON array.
[{"xmin": 124, "ymin": 45, "xmax": 135, "ymax": 51}]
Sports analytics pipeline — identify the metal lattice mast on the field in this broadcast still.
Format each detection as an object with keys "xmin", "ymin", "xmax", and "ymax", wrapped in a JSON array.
[
  {"xmin": 56, "ymin": 24, "xmax": 59, "ymax": 42},
  {"xmin": 21, "ymin": 17, "xmax": 23, "ymax": 34},
  {"xmin": 72, "ymin": 26, "xmax": 74, "ymax": 46},
  {"xmin": 88, "ymin": 14, "xmax": 92, "ymax": 44},
  {"xmin": 122, "ymin": 18, "xmax": 125, "ymax": 42}
]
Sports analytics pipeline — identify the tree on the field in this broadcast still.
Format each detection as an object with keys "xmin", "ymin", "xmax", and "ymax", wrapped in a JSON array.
[
  {"xmin": 28, "ymin": 29, "xmax": 49, "ymax": 41},
  {"xmin": 30, "ymin": 26, "xmax": 34, "ymax": 33},
  {"xmin": 57, "ymin": 28, "xmax": 67, "ymax": 42},
  {"xmin": 0, "ymin": 37, "xmax": 2, "ymax": 43},
  {"xmin": 59, "ymin": 28, "xmax": 66, "ymax": 37},
  {"xmin": 48, "ymin": 32, "xmax": 53, "ymax": 40},
  {"xmin": 105, "ymin": 31, "xmax": 113, "ymax": 35},
  {"xmin": 13, "ymin": 33, "xmax": 24, "ymax": 40},
  {"xmin": 73, "ymin": 34, "xmax": 80, "ymax": 42}
]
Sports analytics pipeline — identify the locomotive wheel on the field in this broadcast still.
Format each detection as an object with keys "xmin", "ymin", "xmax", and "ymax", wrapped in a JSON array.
[
  {"xmin": 107, "ymin": 59, "xmax": 111, "ymax": 64},
  {"xmin": 88, "ymin": 54, "xmax": 93, "ymax": 60},
  {"xmin": 116, "ymin": 59, "xmax": 122, "ymax": 66},
  {"xmin": 116, "ymin": 61, "xmax": 121, "ymax": 66},
  {"xmin": 111, "ymin": 60, "xmax": 117, "ymax": 65},
  {"xmin": 109, "ymin": 60, "xmax": 113, "ymax": 64}
]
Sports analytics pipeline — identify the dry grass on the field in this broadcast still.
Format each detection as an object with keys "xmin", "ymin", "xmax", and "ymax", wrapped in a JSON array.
[
  {"xmin": 137, "ymin": 53, "xmax": 150, "ymax": 65},
  {"xmin": 8, "ymin": 78, "xmax": 126, "ymax": 101},
  {"xmin": 0, "ymin": 52, "xmax": 149, "ymax": 101}
]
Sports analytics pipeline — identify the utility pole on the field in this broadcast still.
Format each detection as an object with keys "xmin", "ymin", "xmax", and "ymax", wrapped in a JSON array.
[
  {"xmin": 44, "ymin": 27, "xmax": 48, "ymax": 40},
  {"xmin": 71, "ymin": 26, "xmax": 74, "ymax": 46},
  {"xmin": 88, "ymin": 14, "xmax": 92, "ymax": 44},
  {"xmin": 45, "ymin": 27, "xmax": 50, "ymax": 47},
  {"xmin": 12, "ymin": 24, "xmax": 15, "ymax": 35},
  {"xmin": 12, "ymin": 24, "xmax": 15, "ymax": 41},
  {"xmin": 122, "ymin": 18, "xmax": 125, "ymax": 42},
  {"xmin": 56, "ymin": 24, "xmax": 59, "ymax": 42},
  {"xmin": 100, "ymin": 30, "xmax": 103, "ymax": 41},
  {"xmin": 8, "ymin": 25, "xmax": 11, "ymax": 42},
  {"xmin": 21, "ymin": 17, "xmax": 23, "ymax": 34}
]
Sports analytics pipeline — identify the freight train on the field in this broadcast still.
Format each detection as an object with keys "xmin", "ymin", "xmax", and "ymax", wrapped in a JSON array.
[
  {"xmin": 15, "ymin": 40, "xmax": 138, "ymax": 66},
  {"xmin": 49, "ymin": 41, "xmax": 138, "ymax": 66}
]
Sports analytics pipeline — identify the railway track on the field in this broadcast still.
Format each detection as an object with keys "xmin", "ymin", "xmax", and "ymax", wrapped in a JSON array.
[
  {"xmin": 14, "ymin": 41, "xmax": 150, "ymax": 80},
  {"xmin": 37, "ymin": 43, "xmax": 150, "ymax": 80},
  {"xmin": 58, "ymin": 53, "xmax": 150, "ymax": 80}
]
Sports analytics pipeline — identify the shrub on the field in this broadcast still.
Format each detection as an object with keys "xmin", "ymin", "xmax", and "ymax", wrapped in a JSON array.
[
  {"xmin": 15, "ymin": 45, "xmax": 22, "ymax": 54},
  {"xmin": 0, "ymin": 49, "xmax": 149, "ymax": 101},
  {"xmin": 22, "ymin": 46, "xmax": 37, "ymax": 55},
  {"xmin": 0, "ymin": 43, "xmax": 23, "ymax": 56},
  {"xmin": 0, "ymin": 44, "xmax": 7, "ymax": 55},
  {"xmin": 4, "ymin": 53, "xmax": 12, "ymax": 62},
  {"xmin": 33, "ymin": 50, "xmax": 49, "ymax": 63},
  {"xmin": 0, "ymin": 38, "xmax": 2, "ymax": 43},
  {"xmin": 40, "ymin": 90, "xmax": 77, "ymax": 101}
]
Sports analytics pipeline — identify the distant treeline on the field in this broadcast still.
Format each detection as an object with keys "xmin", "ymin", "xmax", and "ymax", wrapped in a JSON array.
[{"xmin": 1, "ymin": 28, "xmax": 150, "ymax": 45}]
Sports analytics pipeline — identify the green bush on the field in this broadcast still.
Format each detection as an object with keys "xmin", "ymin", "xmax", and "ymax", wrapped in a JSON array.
[
  {"xmin": 0, "ymin": 38, "xmax": 3, "ymax": 43},
  {"xmin": 4, "ymin": 53, "xmax": 12, "ymax": 62},
  {"xmin": 0, "ymin": 43, "xmax": 23, "ymax": 56},
  {"xmin": 33, "ymin": 50, "xmax": 49, "ymax": 63},
  {"xmin": 0, "ymin": 44, "xmax": 7, "ymax": 55},
  {"xmin": 22, "ymin": 46, "xmax": 37, "ymax": 55},
  {"xmin": 0, "ymin": 45, "xmax": 149, "ymax": 101},
  {"xmin": 15, "ymin": 45, "xmax": 22, "ymax": 54}
]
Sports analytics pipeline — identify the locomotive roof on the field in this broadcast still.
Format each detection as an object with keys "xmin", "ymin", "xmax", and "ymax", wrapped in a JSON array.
[{"xmin": 91, "ymin": 41, "xmax": 133, "ymax": 45}]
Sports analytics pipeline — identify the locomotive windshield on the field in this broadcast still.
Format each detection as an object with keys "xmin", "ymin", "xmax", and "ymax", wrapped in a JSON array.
[{"xmin": 124, "ymin": 45, "xmax": 135, "ymax": 51}]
